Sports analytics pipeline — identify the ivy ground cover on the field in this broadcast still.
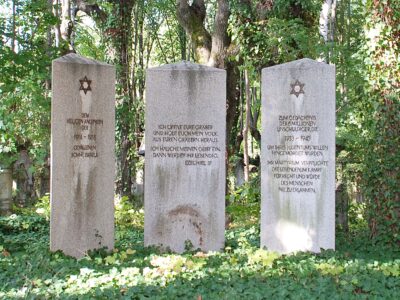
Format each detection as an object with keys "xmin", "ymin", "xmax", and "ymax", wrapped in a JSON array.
[{"xmin": 1, "ymin": 209, "xmax": 399, "ymax": 299}]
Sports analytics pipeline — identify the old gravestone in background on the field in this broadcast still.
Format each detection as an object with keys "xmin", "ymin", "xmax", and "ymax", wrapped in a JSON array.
[
  {"xmin": 0, "ymin": 168, "xmax": 12, "ymax": 215},
  {"xmin": 261, "ymin": 59, "xmax": 335, "ymax": 253},
  {"xmin": 145, "ymin": 61, "xmax": 226, "ymax": 253},
  {"xmin": 50, "ymin": 54, "xmax": 115, "ymax": 258}
]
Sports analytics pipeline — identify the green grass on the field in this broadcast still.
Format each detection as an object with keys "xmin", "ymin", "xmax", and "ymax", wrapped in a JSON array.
[{"xmin": 1, "ymin": 208, "xmax": 399, "ymax": 299}]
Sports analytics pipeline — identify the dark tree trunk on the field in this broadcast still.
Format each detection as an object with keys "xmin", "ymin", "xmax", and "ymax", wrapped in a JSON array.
[
  {"xmin": 176, "ymin": 0, "xmax": 240, "ymax": 157},
  {"xmin": 176, "ymin": 1, "xmax": 241, "ymax": 208},
  {"xmin": 115, "ymin": 1, "xmax": 135, "ymax": 196}
]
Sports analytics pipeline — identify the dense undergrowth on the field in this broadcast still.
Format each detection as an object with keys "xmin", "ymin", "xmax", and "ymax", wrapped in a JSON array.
[{"xmin": 1, "ymin": 202, "xmax": 399, "ymax": 299}]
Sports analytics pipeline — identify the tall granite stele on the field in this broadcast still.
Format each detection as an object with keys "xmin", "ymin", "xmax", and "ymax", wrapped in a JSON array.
[
  {"xmin": 145, "ymin": 61, "xmax": 226, "ymax": 253},
  {"xmin": 50, "ymin": 54, "xmax": 115, "ymax": 258},
  {"xmin": 261, "ymin": 58, "xmax": 335, "ymax": 254}
]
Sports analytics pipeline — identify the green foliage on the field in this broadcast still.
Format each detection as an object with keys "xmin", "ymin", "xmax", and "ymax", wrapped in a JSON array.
[
  {"xmin": 146, "ymin": 0, "xmax": 188, "ymax": 64},
  {"xmin": 0, "ymin": 0, "xmax": 398, "ymax": 287},
  {"xmin": 1, "ymin": 209, "xmax": 399, "ymax": 299},
  {"xmin": 15, "ymin": 194, "xmax": 145, "ymax": 229},
  {"xmin": 353, "ymin": 0, "xmax": 399, "ymax": 245},
  {"xmin": 247, "ymin": 249, "xmax": 280, "ymax": 267},
  {"xmin": 0, "ymin": 0, "xmax": 56, "ymax": 175},
  {"xmin": 226, "ymin": 203, "xmax": 259, "ymax": 229},
  {"xmin": 229, "ymin": 175, "xmax": 260, "ymax": 205},
  {"xmin": 230, "ymin": 17, "xmax": 320, "ymax": 68},
  {"xmin": 0, "ymin": 122, "xmax": 16, "ymax": 169},
  {"xmin": 0, "ymin": 214, "xmax": 48, "ymax": 235},
  {"xmin": 115, "ymin": 196, "xmax": 144, "ymax": 229},
  {"xmin": 33, "ymin": 194, "xmax": 50, "ymax": 219},
  {"xmin": 363, "ymin": 95, "xmax": 399, "ymax": 245},
  {"xmin": 333, "ymin": 0, "xmax": 399, "ymax": 245},
  {"xmin": 74, "ymin": 21, "xmax": 107, "ymax": 61},
  {"xmin": 230, "ymin": 0, "xmax": 322, "ymax": 71},
  {"xmin": 227, "ymin": 175, "xmax": 260, "ymax": 227}
]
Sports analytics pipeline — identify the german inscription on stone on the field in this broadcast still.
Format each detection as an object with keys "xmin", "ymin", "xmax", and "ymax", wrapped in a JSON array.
[
  {"xmin": 50, "ymin": 54, "xmax": 115, "ymax": 258},
  {"xmin": 261, "ymin": 58, "xmax": 335, "ymax": 254},
  {"xmin": 144, "ymin": 61, "xmax": 226, "ymax": 253}
]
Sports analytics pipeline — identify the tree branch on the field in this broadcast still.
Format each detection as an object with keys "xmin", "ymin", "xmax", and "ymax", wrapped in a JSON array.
[
  {"xmin": 73, "ymin": 0, "xmax": 107, "ymax": 22},
  {"xmin": 176, "ymin": 0, "xmax": 211, "ymax": 63},
  {"xmin": 209, "ymin": 0, "xmax": 230, "ymax": 67},
  {"xmin": 249, "ymin": 87, "xmax": 261, "ymax": 143}
]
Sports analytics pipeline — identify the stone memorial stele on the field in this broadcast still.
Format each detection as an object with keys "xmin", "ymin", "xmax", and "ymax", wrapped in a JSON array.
[
  {"xmin": 0, "ymin": 167, "xmax": 13, "ymax": 215},
  {"xmin": 261, "ymin": 58, "xmax": 335, "ymax": 254},
  {"xmin": 144, "ymin": 61, "xmax": 226, "ymax": 253},
  {"xmin": 50, "ymin": 53, "xmax": 115, "ymax": 258}
]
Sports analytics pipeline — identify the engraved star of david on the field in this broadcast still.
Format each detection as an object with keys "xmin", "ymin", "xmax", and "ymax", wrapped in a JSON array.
[
  {"xmin": 79, "ymin": 76, "xmax": 92, "ymax": 94},
  {"xmin": 290, "ymin": 79, "xmax": 305, "ymax": 97}
]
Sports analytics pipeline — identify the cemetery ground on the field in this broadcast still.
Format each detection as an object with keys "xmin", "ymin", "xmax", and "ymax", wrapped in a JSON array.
[{"xmin": 1, "ymin": 198, "xmax": 399, "ymax": 299}]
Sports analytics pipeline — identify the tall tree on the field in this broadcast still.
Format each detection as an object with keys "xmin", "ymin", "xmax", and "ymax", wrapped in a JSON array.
[
  {"xmin": 362, "ymin": 0, "xmax": 400, "ymax": 245},
  {"xmin": 319, "ymin": 0, "xmax": 337, "ymax": 62},
  {"xmin": 176, "ymin": 0, "xmax": 239, "ymax": 153}
]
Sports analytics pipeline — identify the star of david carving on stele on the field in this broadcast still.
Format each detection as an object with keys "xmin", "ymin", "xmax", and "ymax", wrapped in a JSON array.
[
  {"xmin": 79, "ymin": 76, "xmax": 92, "ymax": 94},
  {"xmin": 290, "ymin": 79, "xmax": 305, "ymax": 98}
]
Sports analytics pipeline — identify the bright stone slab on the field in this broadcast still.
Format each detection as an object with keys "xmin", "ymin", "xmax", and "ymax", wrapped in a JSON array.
[
  {"xmin": 50, "ymin": 53, "xmax": 115, "ymax": 258},
  {"xmin": 261, "ymin": 58, "xmax": 335, "ymax": 253},
  {"xmin": 144, "ymin": 61, "xmax": 226, "ymax": 253}
]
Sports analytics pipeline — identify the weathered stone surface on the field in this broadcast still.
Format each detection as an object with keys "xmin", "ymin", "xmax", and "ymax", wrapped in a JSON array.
[
  {"xmin": 0, "ymin": 168, "xmax": 13, "ymax": 215},
  {"xmin": 50, "ymin": 53, "xmax": 115, "ymax": 258},
  {"xmin": 261, "ymin": 58, "xmax": 335, "ymax": 253},
  {"xmin": 144, "ymin": 61, "xmax": 226, "ymax": 253}
]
